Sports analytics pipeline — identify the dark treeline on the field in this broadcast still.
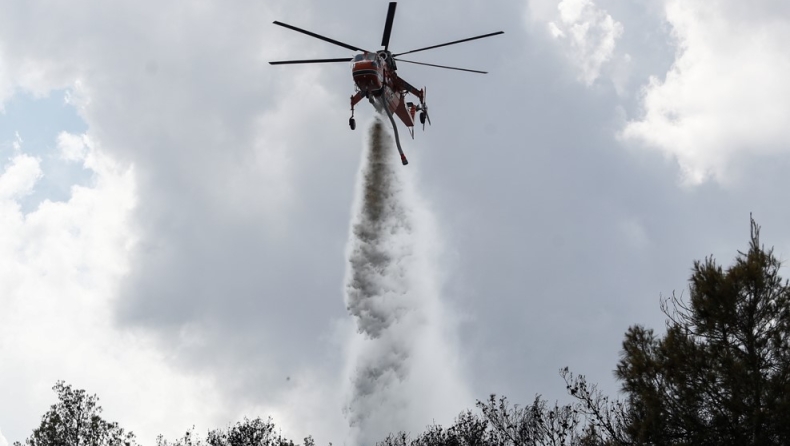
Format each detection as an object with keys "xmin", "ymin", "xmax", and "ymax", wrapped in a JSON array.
[
  {"xmin": 14, "ymin": 218, "xmax": 790, "ymax": 446},
  {"xmin": 11, "ymin": 381, "xmax": 313, "ymax": 446}
]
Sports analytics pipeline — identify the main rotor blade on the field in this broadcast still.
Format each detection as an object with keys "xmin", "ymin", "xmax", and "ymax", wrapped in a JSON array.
[
  {"xmin": 273, "ymin": 21, "xmax": 368, "ymax": 52},
  {"xmin": 270, "ymin": 58, "xmax": 353, "ymax": 65},
  {"xmin": 381, "ymin": 2, "xmax": 397, "ymax": 51},
  {"xmin": 394, "ymin": 31, "xmax": 504, "ymax": 57},
  {"xmin": 395, "ymin": 58, "xmax": 488, "ymax": 74}
]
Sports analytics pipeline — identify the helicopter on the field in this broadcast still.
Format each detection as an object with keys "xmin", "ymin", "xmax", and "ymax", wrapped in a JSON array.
[{"xmin": 269, "ymin": 2, "xmax": 503, "ymax": 165}]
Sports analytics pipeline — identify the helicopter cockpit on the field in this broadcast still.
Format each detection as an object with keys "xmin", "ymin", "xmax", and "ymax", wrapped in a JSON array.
[
  {"xmin": 353, "ymin": 53, "xmax": 374, "ymax": 62},
  {"xmin": 352, "ymin": 53, "xmax": 379, "ymax": 66}
]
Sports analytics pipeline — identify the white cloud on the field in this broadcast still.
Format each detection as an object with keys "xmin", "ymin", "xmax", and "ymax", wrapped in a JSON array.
[
  {"xmin": 0, "ymin": 154, "xmax": 42, "ymax": 201},
  {"xmin": 621, "ymin": 0, "xmax": 790, "ymax": 184},
  {"xmin": 0, "ymin": 134, "xmax": 234, "ymax": 444},
  {"xmin": 535, "ymin": 0, "xmax": 625, "ymax": 85},
  {"xmin": 0, "ymin": 1, "xmax": 350, "ymax": 443},
  {"xmin": 0, "ymin": 428, "xmax": 8, "ymax": 446},
  {"xmin": 57, "ymin": 131, "xmax": 89, "ymax": 162}
]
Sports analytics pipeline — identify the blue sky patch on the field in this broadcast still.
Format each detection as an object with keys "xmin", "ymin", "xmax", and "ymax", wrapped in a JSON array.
[{"xmin": 0, "ymin": 90, "xmax": 92, "ymax": 213}]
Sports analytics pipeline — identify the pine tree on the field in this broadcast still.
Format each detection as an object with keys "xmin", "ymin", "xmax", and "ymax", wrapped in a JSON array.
[{"xmin": 615, "ymin": 217, "xmax": 790, "ymax": 445}]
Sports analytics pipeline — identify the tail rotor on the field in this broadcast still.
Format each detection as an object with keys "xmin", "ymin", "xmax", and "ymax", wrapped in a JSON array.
[{"xmin": 418, "ymin": 87, "xmax": 431, "ymax": 130}]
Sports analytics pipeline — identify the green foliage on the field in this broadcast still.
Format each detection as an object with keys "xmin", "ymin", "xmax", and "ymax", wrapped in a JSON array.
[
  {"xmin": 155, "ymin": 427, "xmax": 205, "ymax": 446},
  {"xmin": 615, "ymin": 218, "xmax": 790, "ymax": 445},
  {"xmin": 16, "ymin": 381, "xmax": 137, "ymax": 446},
  {"xmin": 156, "ymin": 418, "xmax": 304, "ymax": 446},
  {"xmin": 477, "ymin": 394, "xmax": 582, "ymax": 446},
  {"xmin": 561, "ymin": 369, "xmax": 631, "ymax": 445},
  {"xmin": 207, "ymin": 417, "xmax": 298, "ymax": 446},
  {"xmin": 375, "ymin": 395, "xmax": 609, "ymax": 446}
]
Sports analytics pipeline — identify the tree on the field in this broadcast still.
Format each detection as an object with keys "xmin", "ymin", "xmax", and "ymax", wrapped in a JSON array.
[
  {"xmin": 377, "ymin": 395, "xmax": 601, "ymax": 446},
  {"xmin": 615, "ymin": 218, "xmax": 790, "ymax": 445},
  {"xmin": 156, "ymin": 418, "xmax": 304, "ymax": 446},
  {"xmin": 477, "ymin": 394, "xmax": 583, "ymax": 446},
  {"xmin": 15, "ymin": 381, "xmax": 137, "ymax": 446},
  {"xmin": 206, "ymin": 417, "xmax": 300, "ymax": 446},
  {"xmin": 156, "ymin": 427, "xmax": 205, "ymax": 446},
  {"xmin": 561, "ymin": 369, "xmax": 631, "ymax": 446}
]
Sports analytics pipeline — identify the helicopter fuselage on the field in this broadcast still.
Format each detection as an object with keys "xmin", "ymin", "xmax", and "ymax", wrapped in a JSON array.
[{"xmin": 352, "ymin": 52, "xmax": 421, "ymax": 122}]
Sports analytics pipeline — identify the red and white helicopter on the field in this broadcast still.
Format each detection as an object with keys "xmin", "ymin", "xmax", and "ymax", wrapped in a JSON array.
[{"xmin": 270, "ymin": 2, "xmax": 503, "ymax": 165}]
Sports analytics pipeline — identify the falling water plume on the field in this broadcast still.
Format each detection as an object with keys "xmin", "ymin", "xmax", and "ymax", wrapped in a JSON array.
[{"xmin": 342, "ymin": 118, "xmax": 470, "ymax": 446}]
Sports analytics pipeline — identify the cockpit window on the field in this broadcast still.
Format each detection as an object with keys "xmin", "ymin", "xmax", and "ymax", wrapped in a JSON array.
[{"xmin": 353, "ymin": 53, "xmax": 377, "ymax": 62}]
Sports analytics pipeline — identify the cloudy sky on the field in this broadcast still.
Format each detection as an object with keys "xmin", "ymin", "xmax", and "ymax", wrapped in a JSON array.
[{"xmin": 2, "ymin": 0, "xmax": 790, "ymax": 444}]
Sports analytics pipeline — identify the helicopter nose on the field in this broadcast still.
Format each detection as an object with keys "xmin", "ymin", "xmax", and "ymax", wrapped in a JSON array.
[{"xmin": 353, "ymin": 68, "xmax": 383, "ymax": 92}]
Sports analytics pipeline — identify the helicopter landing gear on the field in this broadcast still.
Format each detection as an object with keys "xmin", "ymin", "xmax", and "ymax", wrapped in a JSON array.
[
  {"xmin": 350, "ymin": 90, "xmax": 366, "ymax": 130},
  {"xmin": 417, "ymin": 87, "xmax": 431, "ymax": 130}
]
